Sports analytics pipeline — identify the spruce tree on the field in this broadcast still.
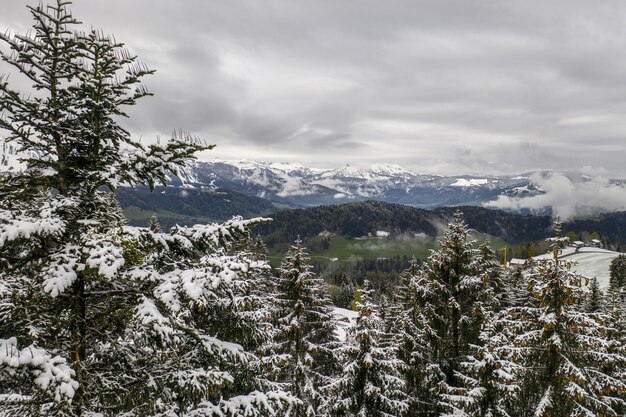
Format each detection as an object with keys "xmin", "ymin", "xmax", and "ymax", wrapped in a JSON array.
[
  {"xmin": 473, "ymin": 242, "xmax": 509, "ymax": 311},
  {"xmin": 388, "ymin": 258, "xmax": 428, "ymax": 415},
  {"xmin": 604, "ymin": 285, "xmax": 626, "ymax": 416},
  {"xmin": 149, "ymin": 215, "xmax": 163, "ymax": 233},
  {"xmin": 327, "ymin": 281, "xmax": 408, "ymax": 417},
  {"xmin": 506, "ymin": 222, "xmax": 626, "ymax": 416},
  {"xmin": 609, "ymin": 253, "xmax": 626, "ymax": 290},
  {"xmin": 441, "ymin": 319, "xmax": 520, "ymax": 417},
  {"xmin": 0, "ymin": 2, "xmax": 296, "ymax": 415},
  {"xmin": 403, "ymin": 211, "xmax": 489, "ymax": 414},
  {"xmin": 586, "ymin": 277, "xmax": 603, "ymax": 313},
  {"xmin": 272, "ymin": 238, "xmax": 339, "ymax": 416}
]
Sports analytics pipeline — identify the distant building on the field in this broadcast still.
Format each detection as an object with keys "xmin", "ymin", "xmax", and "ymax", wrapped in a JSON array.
[
  {"xmin": 590, "ymin": 239, "xmax": 602, "ymax": 248},
  {"xmin": 508, "ymin": 258, "xmax": 528, "ymax": 269}
]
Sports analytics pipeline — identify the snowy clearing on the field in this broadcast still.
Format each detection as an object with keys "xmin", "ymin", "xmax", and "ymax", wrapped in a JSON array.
[
  {"xmin": 333, "ymin": 307, "xmax": 358, "ymax": 342},
  {"xmin": 533, "ymin": 246, "xmax": 620, "ymax": 288}
]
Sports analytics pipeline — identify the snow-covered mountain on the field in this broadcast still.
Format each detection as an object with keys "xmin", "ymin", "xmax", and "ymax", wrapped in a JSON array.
[{"xmin": 161, "ymin": 159, "xmax": 544, "ymax": 208}]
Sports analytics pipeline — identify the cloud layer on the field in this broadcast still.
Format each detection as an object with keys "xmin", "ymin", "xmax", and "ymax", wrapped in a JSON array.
[
  {"xmin": 488, "ymin": 172, "xmax": 626, "ymax": 220},
  {"xmin": 2, "ymin": 1, "xmax": 626, "ymax": 176}
]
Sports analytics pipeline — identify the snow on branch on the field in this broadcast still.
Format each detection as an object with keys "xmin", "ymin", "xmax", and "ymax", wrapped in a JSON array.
[
  {"xmin": 117, "ymin": 139, "xmax": 211, "ymax": 191},
  {"xmin": 171, "ymin": 216, "xmax": 271, "ymax": 252},
  {"xmin": 185, "ymin": 390, "xmax": 298, "ymax": 417},
  {"xmin": 42, "ymin": 244, "xmax": 79, "ymax": 297},
  {"xmin": 83, "ymin": 234, "xmax": 125, "ymax": 279},
  {"xmin": 0, "ymin": 337, "xmax": 78, "ymax": 403},
  {"xmin": 134, "ymin": 296, "xmax": 180, "ymax": 345},
  {"xmin": 0, "ymin": 207, "xmax": 65, "ymax": 247}
]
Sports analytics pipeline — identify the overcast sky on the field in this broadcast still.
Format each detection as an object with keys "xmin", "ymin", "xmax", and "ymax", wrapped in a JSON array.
[{"xmin": 3, "ymin": 1, "xmax": 626, "ymax": 176}]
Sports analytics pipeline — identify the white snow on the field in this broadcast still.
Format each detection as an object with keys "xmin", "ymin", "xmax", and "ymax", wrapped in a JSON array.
[
  {"xmin": 369, "ymin": 163, "xmax": 415, "ymax": 177},
  {"xmin": 333, "ymin": 307, "xmax": 359, "ymax": 342},
  {"xmin": 85, "ymin": 238, "xmax": 125, "ymax": 280},
  {"xmin": 450, "ymin": 178, "xmax": 490, "ymax": 187},
  {"xmin": 0, "ymin": 338, "xmax": 78, "ymax": 402},
  {"xmin": 375, "ymin": 230, "xmax": 390, "ymax": 238},
  {"xmin": 533, "ymin": 247, "xmax": 620, "ymax": 288}
]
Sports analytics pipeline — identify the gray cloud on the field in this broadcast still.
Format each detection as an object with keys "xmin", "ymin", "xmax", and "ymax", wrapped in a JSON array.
[
  {"xmin": 488, "ymin": 172, "xmax": 626, "ymax": 220},
  {"xmin": 2, "ymin": 1, "xmax": 626, "ymax": 176}
]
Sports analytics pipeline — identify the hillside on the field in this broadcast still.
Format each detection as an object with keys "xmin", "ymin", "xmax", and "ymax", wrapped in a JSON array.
[
  {"xmin": 117, "ymin": 186, "xmax": 278, "ymax": 229},
  {"xmin": 534, "ymin": 246, "xmax": 619, "ymax": 289},
  {"xmin": 253, "ymin": 201, "xmax": 552, "ymax": 249}
]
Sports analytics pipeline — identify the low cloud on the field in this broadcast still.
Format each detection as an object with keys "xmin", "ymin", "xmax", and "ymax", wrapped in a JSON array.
[{"xmin": 488, "ymin": 172, "xmax": 626, "ymax": 220}]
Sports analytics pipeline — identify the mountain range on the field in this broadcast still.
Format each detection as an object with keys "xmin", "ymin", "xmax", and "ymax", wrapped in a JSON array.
[
  {"xmin": 4, "ymin": 149, "xmax": 622, "ymax": 222},
  {"xmin": 163, "ymin": 159, "xmax": 544, "ymax": 208}
]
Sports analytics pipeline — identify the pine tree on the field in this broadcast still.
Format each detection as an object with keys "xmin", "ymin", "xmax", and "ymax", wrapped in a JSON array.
[
  {"xmin": 337, "ymin": 273, "xmax": 357, "ymax": 309},
  {"xmin": 503, "ymin": 266, "xmax": 529, "ymax": 308},
  {"xmin": 0, "ymin": 2, "xmax": 296, "ymax": 415},
  {"xmin": 149, "ymin": 215, "xmax": 163, "ymax": 233},
  {"xmin": 506, "ymin": 221, "xmax": 626, "ymax": 416},
  {"xmin": 439, "ymin": 243, "xmax": 517, "ymax": 417},
  {"xmin": 402, "ymin": 211, "xmax": 489, "ymax": 414},
  {"xmin": 586, "ymin": 277, "xmax": 603, "ymax": 313},
  {"xmin": 604, "ymin": 285, "xmax": 626, "ymax": 416},
  {"xmin": 441, "ymin": 319, "xmax": 520, "ymax": 417},
  {"xmin": 249, "ymin": 234, "xmax": 268, "ymax": 261},
  {"xmin": 327, "ymin": 281, "xmax": 408, "ymax": 417},
  {"xmin": 473, "ymin": 242, "xmax": 509, "ymax": 311},
  {"xmin": 609, "ymin": 253, "xmax": 626, "ymax": 290},
  {"xmin": 272, "ymin": 238, "xmax": 339, "ymax": 416},
  {"xmin": 387, "ymin": 258, "xmax": 428, "ymax": 415}
]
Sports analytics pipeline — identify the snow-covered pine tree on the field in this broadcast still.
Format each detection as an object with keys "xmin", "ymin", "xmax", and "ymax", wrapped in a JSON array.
[
  {"xmin": 439, "ymin": 243, "xmax": 518, "ymax": 417},
  {"xmin": 502, "ymin": 265, "xmax": 529, "ymax": 309},
  {"xmin": 387, "ymin": 258, "xmax": 428, "ymax": 415},
  {"xmin": 604, "ymin": 284, "xmax": 626, "ymax": 415},
  {"xmin": 586, "ymin": 277, "xmax": 603, "ymax": 313},
  {"xmin": 0, "ymin": 2, "xmax": 296, "ymax": 415},
  {"xmin": 118, "ymin": 217, "xmax": 297, "ymax": 416},
  {"xmin": 327, "ymin": 281, "xmax": 408, "ymax": 417},
  {"xmin": 149, "ymin": 215, "xmax": 163, "ymax": 233},
  {"xmin": 272, "ymin": 238, "xmax": 339, "ymax": 416},
  {"xmin": 609, "ymin": 253, "xmax": 626, "ymax": 290},
  {"xmin": 441, "ymin": 319, "xmax": 520, "ymax": 417},
  {"xmin": 403, "ymin": 211, "xmax": 490, "ymax": 414},
  {"xmin": 506, "ymin": 221, "xmax": 626, "ymax": 416},
  {"xmin": 249, "ymin": 234, "xmax": 268, "ymax": 261},
  {"xmin": 473, "ymin": 242, "xmax": 509, "ymax": 311}
]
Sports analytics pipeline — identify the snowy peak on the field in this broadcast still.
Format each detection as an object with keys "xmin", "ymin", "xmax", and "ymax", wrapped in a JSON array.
[{"xmin": 166, "ymin": 159, "xmax": 542, "ymax": 208}]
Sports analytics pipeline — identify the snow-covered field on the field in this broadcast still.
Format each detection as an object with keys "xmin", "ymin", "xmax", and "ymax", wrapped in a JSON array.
[
  {"xmin": 332, "ymin": 307, "xmax": 358, "ymax": 342},
  {"xmin": 534, "ymin": 246, "xmax": 619, "ymax": 288}
]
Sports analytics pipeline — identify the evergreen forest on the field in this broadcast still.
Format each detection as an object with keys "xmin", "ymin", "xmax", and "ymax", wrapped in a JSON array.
[{"xmin": 1, "ymin": 2, "xmax": 625, "ymax": 416}]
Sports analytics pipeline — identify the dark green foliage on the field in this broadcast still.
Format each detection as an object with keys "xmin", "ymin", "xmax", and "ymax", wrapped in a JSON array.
[
  {"xmin": 255, "ymin": 201, "xmax": 438, "ymax": 250},
  {"xmin": 610, "ymin": 253, "xmax": 626, "ymax": 290},
  {"xmin": 434, "ymin": 206, "xmax": 552, "ymax": 243},
  {"xmin": 586, "ymin": 277, "xmax": 603, "ymax": 313},
  {"xmin": 117, "ymin": 185, "xmax": 277, "ymax": 228}
]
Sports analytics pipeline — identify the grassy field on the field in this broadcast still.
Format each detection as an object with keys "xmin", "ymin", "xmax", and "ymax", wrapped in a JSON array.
[
  {"xmin": 268, "ymin": 231, "xmax": 509, "ymax": 266},
  {"xmin": 123, "ymin": 206, "xmax": 216, "ymax": 228}
]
